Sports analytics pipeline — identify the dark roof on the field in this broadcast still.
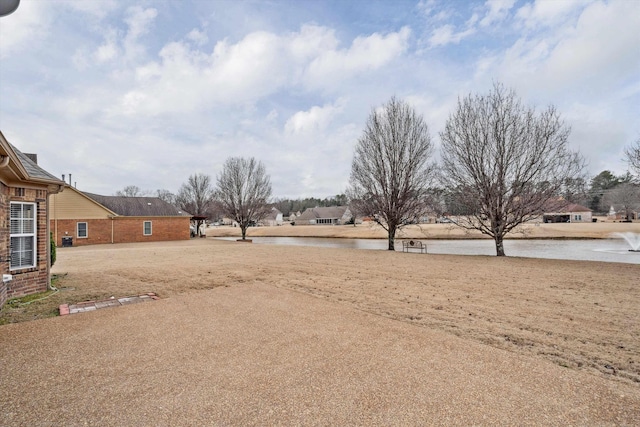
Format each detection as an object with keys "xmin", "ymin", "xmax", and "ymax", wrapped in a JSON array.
[
  {"xmin": 83, "ymin": 192, "xmax": 191, "ymax": 217},
  {"xmin": 10, "ymin": 143, "xmax": 62, "ymax": 182}
]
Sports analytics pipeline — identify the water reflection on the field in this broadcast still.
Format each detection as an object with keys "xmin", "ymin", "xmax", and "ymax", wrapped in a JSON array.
[{"xmin": 214, "ymin": 237, "xmax": 640, "ymax": 264}]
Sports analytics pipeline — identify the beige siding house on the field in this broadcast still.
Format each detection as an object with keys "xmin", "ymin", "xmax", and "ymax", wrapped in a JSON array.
[
  {"xmin": 262, "ymin": 207, "xmax": 283, "ymax": 226},
  {"xmin": 295, "ymin": 206, "xmax": 352, "ymax": 225}
]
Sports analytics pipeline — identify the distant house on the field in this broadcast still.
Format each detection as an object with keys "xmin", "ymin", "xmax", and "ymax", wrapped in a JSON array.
[
  {"xmin": 288, "ymin": 211, "xmax": 301, "ymax": 223},
  {"xmin": 0, "ymin": 131, "xmax": 65, "ymax": 307},
  {"xmin": 262, "ymin": 207, "xmax": 283, "ymax": 226},
  {"xmin": 543, "ymin": 202, "xmax": 592, "ymax": 223},
  {"xmin": 295, "ymin": 206, "xmax": 352, "ymax": 225},
  {"xmin": 49, "ymin": 185, "xmax": 191, "ymax": 246}
]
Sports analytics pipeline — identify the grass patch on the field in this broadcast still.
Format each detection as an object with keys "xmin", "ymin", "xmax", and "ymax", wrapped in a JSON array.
[
  {"xmin": 7, "ymin": 289, "xmax": 58, "ymax": 307},
  {"xmin": 0, "ymin": 275, "xmax": 68, "ymax": 325},
  {"xmin": 0, "ymin": 273, "xmax": 138, "ymax": 326}
]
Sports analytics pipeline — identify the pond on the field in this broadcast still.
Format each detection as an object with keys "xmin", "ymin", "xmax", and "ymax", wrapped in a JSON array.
[{"xmin": 214, "ymin": 236, "xmax": 640, "ymax": 264}]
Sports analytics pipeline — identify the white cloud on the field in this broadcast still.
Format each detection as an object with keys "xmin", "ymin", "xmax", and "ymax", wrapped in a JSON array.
[
  {"xmin": 428, "ymin": 24, "xmax": 475, "ymax": 47},
  {"xmin": 114, "ymin": 25, "xmax": 410, "ymax": 116},
  {"xmin": 94, "ymin": 29, "xmax": 120, "ymax": 62},
  {"xmin": 285, "ymin": 99, "xmax": 346, "ymax": 135},
  {"xmin": 516, "ymin": 0, "xmax": 585, "ymax": 29},
  {"xmin": 304, "ymin": 27, "xmax": 411, "ymax": 87},
  {"xmin": 480, "ymin": 0, "xmax": 516, "ymax": 27},
  {"xmin": 492, "ymin": 0, "xmax": 640, "ymax": 98},
  {"xmin": 186, "ymin": 29, "xmax": 208, "ymax": 46},
  {"xmin": 122, "ymin": 6, "xmax": 158, "ymax": 60}
]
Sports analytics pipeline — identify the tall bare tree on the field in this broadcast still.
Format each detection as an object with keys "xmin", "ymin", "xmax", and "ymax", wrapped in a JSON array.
[
  {"xmin": 603, "ymin": 182, "xmax": 640, "ymax": 220},
  {"xmin": 625, "ymin": 138, "xmax": 640, "ymax": 177},
  {"xmin": 115, "ymin": 185, "xmax": 145, "ymax": 197},
  {"xmin": 156, "ymin": 189, "xmax": 176, "ymax": 205},
  {"xmin": 216, "ymin": 157, "xmax": 272, "ymax": 240},
  {"xmin": 348, "ymin": 96, "xmax": 435, "ymax": 250},
  {"xmin": 176, "ymin": 173, "xmax": 214, "ymax": 217},
  {"xmin": 440, "ymin": 83, "xmax": 585, "ymax": 256}
]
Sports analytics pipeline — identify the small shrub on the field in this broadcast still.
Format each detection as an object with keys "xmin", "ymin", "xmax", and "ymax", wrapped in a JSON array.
[{"xmin": 50, "ymin": 231, "xmax": 56, "ymax": 266}]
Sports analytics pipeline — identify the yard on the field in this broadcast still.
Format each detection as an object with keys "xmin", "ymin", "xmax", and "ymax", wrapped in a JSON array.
[{"xmin": 1, "ymin": 238, "xmax": 639, "ymax": 424}]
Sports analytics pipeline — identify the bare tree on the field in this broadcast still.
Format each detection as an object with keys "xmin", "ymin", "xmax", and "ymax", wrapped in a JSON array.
[
  {"xmin": 115, "ymin": 185, "xmax": 144, "ymax": 197},
  {"xmin": 175, "ymin": 173, "xmax": 214, "ymax": 217},
  {"xmin": 603, "ymin": 183, "xmax": 640, "ymax": 220},
  {"xmin": 440, "ymin": 83, "xmax": 585, "ymax": 256},
  {"xmin": 348, "ymin": 96, "xmax": 435, "ymax": 250},
  {"xmin": 216, "ymin": 157, "xmax": 272, "ymax": 240},
  {"xmin": 156, "ymin": 189, "xmax": 176, "ymax": 205},
  {"xmin": 625, "ymin": 138, "xmax": 640, "ymax": 177}
]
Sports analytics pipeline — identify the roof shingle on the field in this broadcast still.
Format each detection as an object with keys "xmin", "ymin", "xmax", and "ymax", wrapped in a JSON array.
[{"xmin": 83, "ymin": 193, "xmax": 191, "ymax": 217}]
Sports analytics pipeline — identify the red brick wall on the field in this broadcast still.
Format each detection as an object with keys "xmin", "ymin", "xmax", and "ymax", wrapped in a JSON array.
[
  {"xmin": 52, "ymin": 219, "xmax": 114, "ymax": 246},
  {"xmin": 50, "ymin": 217, "xmax": 190, "ymax": 246},
  {"xmin": 112, "ymin": 217, "xmax": 190, "ymax": 243},
  {"xmin": 0, "ymin": 183, "xmax": 9, "ymax": 307},
  {"xmin": 1, "ymin": 185, "xmax": 50, "ymax": 303}
]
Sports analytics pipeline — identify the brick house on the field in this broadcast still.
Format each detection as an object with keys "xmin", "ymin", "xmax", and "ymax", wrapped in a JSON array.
[
  {"xmin": 0, "ymin": 131, "xmax": 65, "ymax": 307},
  {"xmin": 50, "ymin": 186, "xmax": 191, "ymax": 246},
  {"xmin": 543, "ymin": 202, "xmax": 593, "ymax": 223}
]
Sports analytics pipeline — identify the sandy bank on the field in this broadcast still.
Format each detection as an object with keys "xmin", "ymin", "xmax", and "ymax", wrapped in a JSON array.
[{"xmin": 207, "ymin": 220, "xmax": 640, "ymax": 240}]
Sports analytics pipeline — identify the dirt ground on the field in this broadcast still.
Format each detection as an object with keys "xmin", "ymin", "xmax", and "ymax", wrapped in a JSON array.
[
  {"xmin": 1, "ymin": 236, "xmax": 639, "ymax": 424},
  {"xmin": 54, "ymin": 239, "xmax": 640, "ymax": 382}
]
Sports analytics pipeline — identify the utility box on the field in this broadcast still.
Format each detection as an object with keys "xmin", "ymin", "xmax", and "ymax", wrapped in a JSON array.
[{"xmin": 62, "ymin": 236, "xmax": 73, "ymax": 247}]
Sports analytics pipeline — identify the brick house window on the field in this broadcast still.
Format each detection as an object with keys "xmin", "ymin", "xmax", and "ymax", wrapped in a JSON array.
[
  {"xmin": 77, "ymin": 222, "xmax": 88, "ymax": 238},
  {"xmin": 10, "ymin": 202, "xmax": 37, "ymax": 270},
  {"xmin": 143, "ymin": 221, "xmax": 152, "ymax": 236}
]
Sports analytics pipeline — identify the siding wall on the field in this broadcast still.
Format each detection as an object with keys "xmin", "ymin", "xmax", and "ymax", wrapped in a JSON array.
[{"xmin": 50, "ymin": 188, "xmax": 112, "ymax": 219}]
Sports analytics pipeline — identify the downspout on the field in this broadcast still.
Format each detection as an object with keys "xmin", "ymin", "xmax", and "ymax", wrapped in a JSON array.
[
  {"xmin": 111, "ymin": 216, "xmax": 114, "ymax": 244},
  {"xmin": 0, "ymin": 155, "xmax": 9, "ymax": 168},
  {"xmin": 46, "ymin": 184, "xmax": 63, "ymax": 291},
  {"xmin": 46, "ymin": 192, "xmax": 54, "ymax": 291}
]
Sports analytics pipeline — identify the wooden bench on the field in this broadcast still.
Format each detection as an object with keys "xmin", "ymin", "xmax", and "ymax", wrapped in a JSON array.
[{"xmin": 402, "ymin": 240, "xmax": 427, "ymax": 253}]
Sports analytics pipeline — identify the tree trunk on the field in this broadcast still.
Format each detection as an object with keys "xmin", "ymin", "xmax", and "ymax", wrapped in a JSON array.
[
  {"xmin": 241, "ymin": 225, "xmax": 247, "ymax": 240},
  {"xmin": 494, "ymin": 235, "xmax": 506, "ymax": 256},
  {"xmin": 388, "ymin": 226, "xmax": 396, "ymax": 251}
]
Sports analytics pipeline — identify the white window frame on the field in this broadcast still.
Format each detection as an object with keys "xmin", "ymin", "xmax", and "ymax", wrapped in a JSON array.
[
  {"xmin": 10, "ymin": 202, "xmax": 37, "ymax": 270},
  {"xmin": 77, "ymin": 222, "xmax": 88, "ymax": 238},
  {"xmin": 143, "ymin": 221, "xmax": 152, "ymax": 236}
]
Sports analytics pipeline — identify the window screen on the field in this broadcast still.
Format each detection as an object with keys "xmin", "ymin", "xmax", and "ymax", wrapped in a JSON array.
[
  {"xmin": 10, "ymin": 202, "xmax": 36, "ymax": 269},
  {"xmin": 77, "ymin": 222, "xmax": 88, "ymax": 238}
]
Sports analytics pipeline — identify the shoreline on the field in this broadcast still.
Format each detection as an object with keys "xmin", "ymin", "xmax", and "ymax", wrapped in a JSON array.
[{"xmin": 207, "ymin": 221, "xmax": 640, "ymax": 241}]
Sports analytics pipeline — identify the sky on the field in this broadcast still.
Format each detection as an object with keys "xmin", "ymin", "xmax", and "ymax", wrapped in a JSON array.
[{"xmin": 0, "ymin": 0, "xmax": 638, "ymax": 199}]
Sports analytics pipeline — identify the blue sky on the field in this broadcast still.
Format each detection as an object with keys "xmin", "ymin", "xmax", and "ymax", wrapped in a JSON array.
[{"xmin": 1, "ymin": 0, "xmax": 638, "ymax": 198}]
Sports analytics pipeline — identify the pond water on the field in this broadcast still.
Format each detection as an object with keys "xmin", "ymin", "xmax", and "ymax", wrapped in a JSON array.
[{"xmin": 214, "ymin": 236, "xmax": 640, "ymax": 264}]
